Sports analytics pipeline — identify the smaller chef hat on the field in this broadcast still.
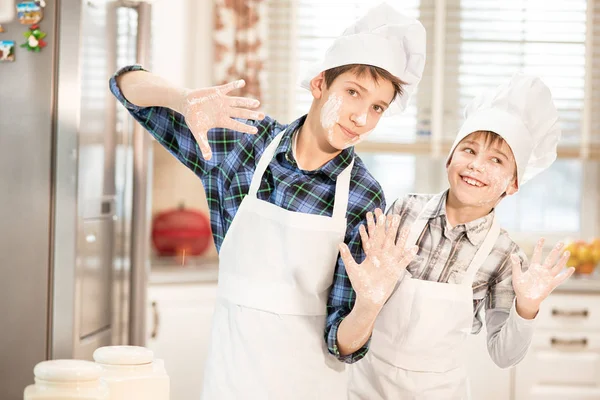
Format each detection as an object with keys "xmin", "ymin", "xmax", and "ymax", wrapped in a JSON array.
[{"xmin": 447, "ymin": 73, "xmax": 562, "ymax": 186}]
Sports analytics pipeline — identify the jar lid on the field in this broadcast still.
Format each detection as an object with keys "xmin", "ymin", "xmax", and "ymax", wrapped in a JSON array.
[
  {"xmin": 34, "ymin": 360, "xmax": 103, "ymax": 382},
  {"xmin": 93, "ymin": 346, "xmax": 154, "ymax": 366}
]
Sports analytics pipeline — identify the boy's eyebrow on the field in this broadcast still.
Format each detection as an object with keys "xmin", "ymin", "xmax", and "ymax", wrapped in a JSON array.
[
  {"xmin": 491, "ymin": 148, "xmax": 510, "ymax": 161},
  {"xmin": 461, "ymin": 140, "xmax": 480, "ymax": 147},
  {"xmin": 462, "ymin": 139, "xmax": 510, "ymax": 160},
  {"xmin": 346, "ymin": 80, "xmax": 390, "ymax": 108},
  {"xmin": 346, "ymin": 80, "xmax": 369, "ymax": 93},
  {"xmin": 346, "ymin": 81, "xmax": 390, "ymax": 108}
]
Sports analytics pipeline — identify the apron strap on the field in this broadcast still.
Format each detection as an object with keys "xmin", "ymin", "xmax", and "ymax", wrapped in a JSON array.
[
  {"xmin": 247, "ymin": 129, "xmax": 354, "ymax": 220},
  {"xmin": 462, "ymin": 214, "xmax": 500, "ymax": 284},
  {"xmin": 406, "ymin": 195, "xmax": 440, "ymax": 248},
  {"xmin": 248, "ymin": 132, "xmax": 285, "ymax": 197},
  {"xmin": 331, "ymin": 158, "xmax": 354, "ymax": 219},
  {"xmin": 406, "ymin": 194, "xmax": 501, "ymax": 285}
]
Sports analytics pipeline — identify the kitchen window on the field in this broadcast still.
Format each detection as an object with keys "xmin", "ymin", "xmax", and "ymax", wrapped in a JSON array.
[{"xmin": 264, "ymin": 0, "xmax": 600, "ymax": 242}]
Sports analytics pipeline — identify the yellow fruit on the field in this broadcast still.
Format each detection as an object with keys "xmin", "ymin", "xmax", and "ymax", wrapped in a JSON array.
[
  {"xmin": 579, "ymin": 246, "xmax": 594, "ymax": 263},
  {"xmin": 564, "ymin": 243, "xmax": 574, "ymax": 254},
  {"xmin": 566, "ymin": 256, "xmax": 579, "ymax": 268},
  {"xmin": 591, "ymin": 247, "xmax": 600, "ymax": 264},
  {"xmin": 565, "ymin": 243, "xmax": 577, "ymax": 260},
  {"xmin": 591, "ymin": 238, "xmax": 600, "ymax": 260},
  {"xmin": 574, "ymin": 240, "xmax": 587, "ymax": 258}
]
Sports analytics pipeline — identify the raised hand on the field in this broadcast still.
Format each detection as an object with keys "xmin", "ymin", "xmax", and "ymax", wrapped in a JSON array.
[
  {"xmin": 178, "ymin": 79, "xmax": 265, "ymax": 160},
  {"xmin": 511, "ymin": 238, "xmax": 575, "ymax": 318},
  {"xmin": 339, "ymin": 209, "xmax": 418, "ymax": 308}
]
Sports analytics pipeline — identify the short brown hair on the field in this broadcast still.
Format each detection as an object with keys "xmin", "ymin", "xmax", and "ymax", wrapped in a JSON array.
[
  {"xmin": 323, "ymin": 64, "xmax": 405, "ymax": 103},
  {"xmin": 467, "ymin": 131, "xmax": 509, "ymax": 150}
]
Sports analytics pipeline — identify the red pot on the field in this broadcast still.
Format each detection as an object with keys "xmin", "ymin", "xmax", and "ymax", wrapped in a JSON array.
[{"xmin": 151, "ymin": 205, "xmax": 212, "ymax": 257}]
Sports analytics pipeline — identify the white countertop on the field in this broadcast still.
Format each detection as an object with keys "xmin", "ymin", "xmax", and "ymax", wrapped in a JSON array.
[
  {"xmin": 149, "ymin": 257, "xmax": 600, "ymax": 293},
  {"xmin": 555, "ymin": 272, "xmax": 600, "ymax": 294},
  {"xmin": 149, "ymin": 257, "xmax": 219, "ymax": 284}
]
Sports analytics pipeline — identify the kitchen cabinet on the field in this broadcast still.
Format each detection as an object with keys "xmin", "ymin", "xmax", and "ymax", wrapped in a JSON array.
[
  {"xmin": 146, "ymin": 266, "xmax": 219, "ymax": 400},
  {"xmin": 146, "ymin": 267, "xmax": 598, "ymax": 400},
  {"xmin": 514, "ymin": 292, "xmax": 600, "ymax": 400},
  {"xmin": 466, "ymin": 283, "xmax": 600, "ymax": 400}
]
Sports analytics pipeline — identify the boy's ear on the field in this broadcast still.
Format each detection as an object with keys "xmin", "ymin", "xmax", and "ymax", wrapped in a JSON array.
[
  {"xmin": 446, "ymin": 152, "xmax": 454, "ymax": 168},
  {"xmin": 505, "ymin": 178, "xmax": 519, "ymax": 196},
  {"xmin": 310, "ymin": 72, "xmax": 326, "ymax": 100}
]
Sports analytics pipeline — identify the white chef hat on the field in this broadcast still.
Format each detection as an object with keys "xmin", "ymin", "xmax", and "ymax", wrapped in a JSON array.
[
  {"xmin": 299, "ymin": 2, "xmax": 426, "ymax": 116},
  {"xmin": 446, "ymin": 73, "xmax": 562, "ymax": 186}
]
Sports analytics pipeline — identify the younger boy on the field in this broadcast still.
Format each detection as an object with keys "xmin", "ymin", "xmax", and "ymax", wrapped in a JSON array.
[{"xmin": 331, "ymin": 73, "xmax": 574, "ymax": 399}]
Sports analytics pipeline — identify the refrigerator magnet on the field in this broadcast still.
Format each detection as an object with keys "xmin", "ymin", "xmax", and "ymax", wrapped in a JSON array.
[
  {"xmin": 21, "ymin": 24, "xmax": 46, "ymax": 52},
  {"xmin": 0, "ymin": 40, "xmax": 15, "ymax": 62},
  {"xmin": 17, "ymin": 1, "xmax": 43, "ymax": 25}
]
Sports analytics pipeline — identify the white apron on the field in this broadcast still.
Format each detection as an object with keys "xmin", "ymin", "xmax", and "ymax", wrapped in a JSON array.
[
  {"xmin": 349, "ymin": 197, "xmax": 500, "ymax": 400},
  {"xmin": 201, "ymin": 131, "xmax": 351, "ymax": 400}
]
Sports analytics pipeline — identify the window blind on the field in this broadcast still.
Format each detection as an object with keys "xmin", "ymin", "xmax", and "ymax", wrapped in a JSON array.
[
  {"xmin": 266, "ymin": 0, "xmax": 593, "ymax": 150},
  {"xmin": 447, "ymin": 0, "xmax": 587, "ymax": 145}
]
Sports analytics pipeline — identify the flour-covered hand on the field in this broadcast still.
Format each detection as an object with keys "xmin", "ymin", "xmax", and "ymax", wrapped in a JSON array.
[
  {"xmin": 511, "ymin": 238, "xmax": 575, "ymax": 318},
  {"xmin": 339, "ymin": 208, "xmax": 418, "ymax": 308},
  {"xmin": 177, "ymin": 79, "xmax": 264, "ymax": 160}
]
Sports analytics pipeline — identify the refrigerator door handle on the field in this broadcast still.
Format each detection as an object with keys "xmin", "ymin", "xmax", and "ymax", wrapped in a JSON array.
[
  {"xmin": 128, "ymin": 1, "xmax": 153, "ymax": 346},
  {"xmin": 150, "ymin": 301, "xmax": 160, "ymax": 339},
  {"xmin": 105, "ymin": 0, "xmax": 153, "ymax": 347}
]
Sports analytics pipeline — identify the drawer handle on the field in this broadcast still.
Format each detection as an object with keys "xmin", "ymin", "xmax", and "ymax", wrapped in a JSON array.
[
  {"xmin": 550, "ymin": 338, "xmax": 588, "ymax": 348},
  {"xmin": 551, "ymin": 309, "xmax": 588, "ymax": 318},
  {"xmin": 151, "ymin": 301, "xmax": 160, "ymax": 339}
]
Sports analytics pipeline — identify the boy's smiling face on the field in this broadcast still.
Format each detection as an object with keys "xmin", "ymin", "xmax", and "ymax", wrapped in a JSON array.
[
  {"xmin": 310, "ymin": 70, "xmax": 396, "ymax": 150},
  {"xmin": 447, "ymin": 131, "xmax": 519, "ymax": 208}
]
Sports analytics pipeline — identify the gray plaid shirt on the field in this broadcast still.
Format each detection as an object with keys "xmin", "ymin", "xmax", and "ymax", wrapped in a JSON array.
[{"xmin": 387, "ymin": 190, "xmax": 537, "ymax": 368}]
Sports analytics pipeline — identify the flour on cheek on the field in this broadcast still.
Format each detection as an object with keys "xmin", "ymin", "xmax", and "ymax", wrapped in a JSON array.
[
  {"xmin": 476, "ymin": 173, "xmax": 512, "ymax": 206},
  {"xmin": 320, "ymin": 93, "xmax": 343, "ymax": 144},
  {"xmin": 457, "ymin": 158, "xmax": 513, "ymax": 206},
  {"xmin": 342, "ymin": 128, "xmax": 373, "ymax": 149}
]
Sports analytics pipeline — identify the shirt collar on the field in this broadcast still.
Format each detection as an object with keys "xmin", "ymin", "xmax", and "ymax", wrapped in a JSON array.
[
  {"xmin": 425, "ymin": 190, "xmax": 494, "ymax": 246},
  {"xmin": 420, "ymin": 191, "xmax": 448, "ymax": 219},
  {"xmin": 463, "ymin": 211, "xmax": 495, "ymax": 246},
  {"xmin": 274, "ymin": 114, "xmax": 355, "ymax": 180}
]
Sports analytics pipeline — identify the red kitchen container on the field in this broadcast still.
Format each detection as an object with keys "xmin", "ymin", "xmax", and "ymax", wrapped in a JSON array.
[{"xmin": 151, "ymin": 204, "xmax": 212, "ymax": 257}]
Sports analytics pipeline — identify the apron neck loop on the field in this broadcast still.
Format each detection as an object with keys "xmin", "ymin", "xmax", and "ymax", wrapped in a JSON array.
[
  {"xmin": 248, "ymin": 132, "xmax": 285, "ymax": 197},
  {"xmin": 407, "ymin": 196, "xmax": 501, "ymax": 286},
  {"xmin": 248, "ymin": 129, "xmax": 354, "ymax": 220},
  {"xmin": 462, "ymin": 215, "xmax": 500, "ymax": 284},
  {"xmin": 331, "ymin": 159, "xmax": 354, "ymax": 219}
]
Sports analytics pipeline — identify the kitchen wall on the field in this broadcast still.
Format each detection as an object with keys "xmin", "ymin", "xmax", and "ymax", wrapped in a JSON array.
[
  {"xmin": 147, "ymin": 0, "xmax": 600, "ymax": 262},
  {"xmin": 150, "ymin": 0, "xmax": 217, "ymax": 259}
]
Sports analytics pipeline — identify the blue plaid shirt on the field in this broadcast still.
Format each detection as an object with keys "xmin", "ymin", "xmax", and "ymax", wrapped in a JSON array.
[{"xmin": 109, "ymin": 65, "xmax": 385, "ymax": 362}]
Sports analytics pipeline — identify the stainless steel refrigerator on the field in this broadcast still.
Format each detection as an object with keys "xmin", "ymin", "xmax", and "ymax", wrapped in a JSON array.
[{"xmin": 0, "ymin": 1, "xmax": 153, "ymax": 398}]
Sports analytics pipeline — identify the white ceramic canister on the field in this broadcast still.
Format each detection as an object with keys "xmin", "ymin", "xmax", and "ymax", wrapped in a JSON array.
[
  {"xmin": 24, "ymin": 359, "xmax": 110, "ymax": 400},
  {"xmin": 93, "ymin": 346, "xmax": 169, "ymax": 400}
]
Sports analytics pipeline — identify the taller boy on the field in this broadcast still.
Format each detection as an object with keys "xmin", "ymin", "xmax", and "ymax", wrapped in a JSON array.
[{"xmin": 109, "ymin": 3, "xmax": 425, "ymax": 399}]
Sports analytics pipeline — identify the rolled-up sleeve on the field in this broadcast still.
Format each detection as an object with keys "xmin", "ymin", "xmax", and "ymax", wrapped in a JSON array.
[{"xmin": 325, "ymin": 192, "xmax": 386, "ymax": 363}]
